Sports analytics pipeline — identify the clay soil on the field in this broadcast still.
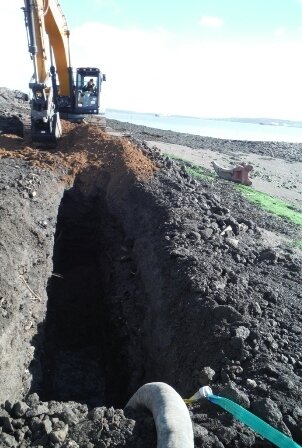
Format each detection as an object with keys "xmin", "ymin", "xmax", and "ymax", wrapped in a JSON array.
[{"xmin": 0, "ymin": 89, "xmax": 301, "ymax": 448}]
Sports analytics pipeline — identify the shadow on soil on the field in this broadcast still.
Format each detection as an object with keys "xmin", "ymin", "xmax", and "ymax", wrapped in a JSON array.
[{"xmin": 29, "ymin": 169, "xmax": 147, "ymax": 408}]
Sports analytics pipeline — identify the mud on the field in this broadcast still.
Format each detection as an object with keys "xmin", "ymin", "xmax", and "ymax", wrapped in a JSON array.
[{"xmin": 0, "ymin": 89, "xmax": 301, "ymax": 447}]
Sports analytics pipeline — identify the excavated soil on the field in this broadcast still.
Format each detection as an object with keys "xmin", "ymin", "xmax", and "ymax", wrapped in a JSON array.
[{"xmin": 0, "ymin": 89, "xmax": 302, "ymax": 448}]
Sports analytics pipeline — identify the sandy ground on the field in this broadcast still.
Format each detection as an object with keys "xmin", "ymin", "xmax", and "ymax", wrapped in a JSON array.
[{"xmin": 145, "ymin": 140, "xmax": 302, "ymax": 210}]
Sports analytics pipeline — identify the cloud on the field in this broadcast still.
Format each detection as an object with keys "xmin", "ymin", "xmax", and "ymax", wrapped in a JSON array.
[
  {"xmin": 2, "ymin": 3, "xmax": 302, "ymax": 120},
  {"xmin": 274, "ymin": 27, "xmax": 286, "ymax": 37},
  {"xmin": 199, "ymin": 16, "xmax": 224, "ymax": 28},
  {"xmin": 0, "ymin": 0, "xmax": 33, "ymax": 90},
  {"xmin": 68, "ymin": 23, "xmax": 302, "ymax": 119}
]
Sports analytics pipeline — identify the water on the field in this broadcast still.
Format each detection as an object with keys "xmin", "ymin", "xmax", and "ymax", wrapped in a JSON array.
[{"xmin": 106, "ymin": 110, "xmax": 302, "ymax": 143}]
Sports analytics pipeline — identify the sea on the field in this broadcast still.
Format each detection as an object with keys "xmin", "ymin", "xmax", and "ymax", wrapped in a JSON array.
[{"xmin": 105, "ymin": 109, "xmax": 302, "ymax": 143}]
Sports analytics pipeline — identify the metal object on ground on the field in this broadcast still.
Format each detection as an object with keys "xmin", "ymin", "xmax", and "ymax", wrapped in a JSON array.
[{"xmin": 212, "ymin": 161, "xmax": 253, "ymax": 186}]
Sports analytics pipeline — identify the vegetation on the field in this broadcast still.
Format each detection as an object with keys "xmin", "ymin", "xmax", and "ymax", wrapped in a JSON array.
[
  {"xmin": 235, "ymin": 184, "xmax": 302, "ymax": 228},
  {"xmin": 167, "ymin": 154, "xmax": 215, "ymax": 181}
]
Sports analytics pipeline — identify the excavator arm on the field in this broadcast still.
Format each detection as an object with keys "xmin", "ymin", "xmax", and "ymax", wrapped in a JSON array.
[{"xmin": 23, "ymin": 0, "xmax": 71, "ymax": 142}]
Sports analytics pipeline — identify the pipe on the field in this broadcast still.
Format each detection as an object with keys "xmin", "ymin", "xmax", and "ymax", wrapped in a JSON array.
[{"xmin": 125, "ymin": 382, "xmax": 194, "ymax": 448}]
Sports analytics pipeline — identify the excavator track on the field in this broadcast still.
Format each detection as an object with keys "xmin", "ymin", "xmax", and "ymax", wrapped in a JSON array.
[
  {"xmin": 23, "ymin": 114, "xmax": 107, "ymax": 149},
  {"xmin": 22, "ymin": 115, "xmax": 32, "ymax": 145},
  {"xmin": 22, "ymin": 116, "xmax": 59, "ymax": 149}
]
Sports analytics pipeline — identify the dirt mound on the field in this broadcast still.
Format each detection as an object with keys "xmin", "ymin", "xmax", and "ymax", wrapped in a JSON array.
[
  {"xmin": 0, "ymin": 121, "xmax": 156, "ymax": 187},
  {"xmin": 0, "ymin": 87, "xmax": 30, "ymax": 136}
]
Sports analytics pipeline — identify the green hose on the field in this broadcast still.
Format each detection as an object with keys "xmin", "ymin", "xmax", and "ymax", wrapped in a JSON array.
[
  {"xmin": 185, "ymin": 386, "xmax": 301, "ymax": 448},
  {"xmin": 208, "ymin": 392, "xmax": 301, "ymax": 448}
]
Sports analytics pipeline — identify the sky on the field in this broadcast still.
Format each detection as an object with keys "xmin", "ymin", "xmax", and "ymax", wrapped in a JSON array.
[{"xmin": 2, "ymin": 0, "xmax": 302, "ymax": 119}]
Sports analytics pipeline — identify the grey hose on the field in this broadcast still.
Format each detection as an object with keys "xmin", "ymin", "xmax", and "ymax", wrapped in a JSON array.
[{"xmin": 125, "ymin": 382, "xmax": 194, "ymax": 448}]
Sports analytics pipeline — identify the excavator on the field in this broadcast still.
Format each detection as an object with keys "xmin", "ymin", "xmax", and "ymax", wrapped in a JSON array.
[{"xmin": 22, "ymin": 0, "xmax": 106, "ymax": 144}]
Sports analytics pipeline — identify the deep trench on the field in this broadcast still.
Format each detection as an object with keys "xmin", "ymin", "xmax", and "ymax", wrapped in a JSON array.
[{"xmin": 35, "ymin": 179, "xmax": 147, "ymax": 408}]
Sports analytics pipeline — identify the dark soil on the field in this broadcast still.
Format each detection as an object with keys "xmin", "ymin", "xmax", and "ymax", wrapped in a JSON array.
[
  {"xmin": 0, "ymin": 89, "xmax": 301, "ymax": 447},
  {"xmin": 0, "ymin": 88, "xmax": 29, "ymax": 136}
]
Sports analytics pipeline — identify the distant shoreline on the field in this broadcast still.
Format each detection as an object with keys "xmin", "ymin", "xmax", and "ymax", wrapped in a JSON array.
[
  {"xmin": 106, "ymin": 109, "xmax": 302, "ymax": 128},
  {"xmin": 106, "ymin": 118, "xmax": 302, "ymax": 163}
]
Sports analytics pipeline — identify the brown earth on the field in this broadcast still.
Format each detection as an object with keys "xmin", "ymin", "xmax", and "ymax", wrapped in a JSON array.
[{"xmin": 0, "ymin": 120, "xmax": 156, "ymax": 185}]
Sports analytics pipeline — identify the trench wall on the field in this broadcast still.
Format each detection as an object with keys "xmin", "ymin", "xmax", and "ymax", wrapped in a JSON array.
[{"xmin": 0, "ymin": 159, "xmax": 65, "ymax": 403}]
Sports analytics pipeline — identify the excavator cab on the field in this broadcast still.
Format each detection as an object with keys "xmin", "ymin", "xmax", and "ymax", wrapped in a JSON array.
[
  {"xmin": 74, "ymin": 68, "xmax": 103, "ymax": 115},
  {"xmin": 57, "ymin": 67, "xmax": 105, "ymax": 122}
]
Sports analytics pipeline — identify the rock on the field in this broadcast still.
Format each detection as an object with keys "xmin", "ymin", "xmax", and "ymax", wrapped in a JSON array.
[
  {"xmin": 249, "ymin": 302, "xmax": 262, "ymax": 315},
  {"xmin": 0, "ymin": 433, "xmax": 18, "ymax": 447},
  {"xmin": 200, "ymin": 228, "xmax": 214, "ymax": 240},
  {"xmin": 193, "ymin": 425, "xmax": 209, "ymax": 442},
  {"xmin": 26, "ymin": 404, "xmax": 49, "ymax": 417},
  {"xmin": 235, "ymin": 326, "xmax": 250, "ymax": 340},
  {"xmin": 49, "ymin": 423, "xmax": 69, "ymax": 443},
  {"xmin": 26, "ymin": 393, "xmax": 40, "ymax": 407},
  {"xmin": 220, "ymin": 225, "xmax": 233, "ymax": 237},
  {"xmin": 293, "ymin": 407, "xmax": 302, "ymax": 423},
  {"xmin": 30, "ymin": 416, "xmax": 43, "ymax": 432},
  {"xmin": 225, "ymin": 237, "xmax": 239, "ymax": 249},
  {"xmin": 197, "ymin": 366, "xmax": 216, "ymax": 383},
  {"xmin": 61, "ymin": 408, "xmax": 79, "ymax": 426},
  {"xmin": 2, "ymin": 415, "xmax": 14, "ymax": 433},
  {"xmin": 11, "ymin": 419, "xmax": 23, "ymax": 430},
  {"xmin": 4, "ymin": 401, "xmax": 13, "ymax": 414},
  {"xmin": 215, "ymin": 426, "xmax": 236, "ymax": 444},
  {"xmin": 0, "ymin": 408, "xmax": 10, "ymax": 422},
  {"xmin": 276, "ymin": 375, "xmax": 296, "ymax": 391},
  {"xmin": 12, "ymin": 402, "xmax": 29, "ymax": 418},
  {"xmin": 258, "ymin": 248, "xmax": 278, "ymax": 263},
  {"xmin": 239, "ymin": 223, "xmax": 249, "ymax": 233},
  {"xmin": 42, "ymin": 418, "xmax": 52, "ymax": 434},
  {"xmin": 64, "ymin": 441, "xmax": 80, "ymax": 448},
  {"xmin": 221, "ymin": 382, "xmax": 250, "ymax": 408},
  {"xmin": 237, "ymin": 431, "xmax": 255, "ymax": 447},
  {"xmin": 14, "ymin": 429, "xmax": 25, "ymax": 443},
  {"xmin": 213, "ymin": 305, "xmax": 243, "ymax": 323},
  {"xmin": 263, "ymin": 290, "xmax": 277, "ymax": 303},
  {"xmin": 88, "ymin": 407, "xmax": 106, "ymax": 421},
  {"xmin": 252, "ymin": 398, "xmax": 282, "ymax": 425},
  {"xmin": 246, "ymin": 379, "xmax": 257, "ymax": 388}
]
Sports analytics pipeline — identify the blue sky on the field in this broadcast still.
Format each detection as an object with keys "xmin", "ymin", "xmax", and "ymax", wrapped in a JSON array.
[
  {"xmin": 63, "ymin": 0, "xmax": 300, "ymax": 37},
  {"xmin": 2, "ymin": 0, "xmax": 302, "ymax": 119}
]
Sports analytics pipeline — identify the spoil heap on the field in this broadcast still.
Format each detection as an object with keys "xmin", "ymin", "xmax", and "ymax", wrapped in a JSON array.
[
  {"xmin": 0, "ymin": 88, "xmax": 29, "ymax": 137},
  {"xmin": 0, "ymin": 88, "xmax": 301, "ymax": 447}
]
